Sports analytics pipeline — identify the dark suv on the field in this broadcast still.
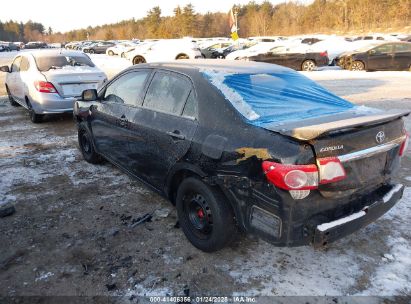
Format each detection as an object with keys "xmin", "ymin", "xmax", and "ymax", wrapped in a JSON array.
[{"xmin": 74, "ymin": 60, "xmax": 408, "ymax": 252}]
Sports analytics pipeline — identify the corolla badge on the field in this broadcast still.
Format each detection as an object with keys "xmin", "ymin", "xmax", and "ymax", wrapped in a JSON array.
[
  {"xmin": 319, "ymin": 145, "xmax": 344, "ymax": 153},
  {"xmin": 376, "ymin": 131, "xmax": 385, "ymax": 144}
]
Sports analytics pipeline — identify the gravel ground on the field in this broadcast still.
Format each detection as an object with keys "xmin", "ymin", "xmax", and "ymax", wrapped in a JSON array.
[{"xmin": 0, "ymin": 54, "xmax": 410, "ymax": 302}]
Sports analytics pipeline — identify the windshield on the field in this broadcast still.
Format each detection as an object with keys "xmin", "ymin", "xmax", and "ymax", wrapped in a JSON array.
[
  {"xmin": 34, "ymin": 54, "xmax": 95, "ymax": 71},
  {"xmin": 202, "ymin": 71, "xmax": 354, "ymax": 126}
]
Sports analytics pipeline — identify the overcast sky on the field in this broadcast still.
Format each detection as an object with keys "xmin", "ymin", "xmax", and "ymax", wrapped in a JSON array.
[{"xmin": 0, "ymin": 0, "xmax": 311, "ymax": 33}]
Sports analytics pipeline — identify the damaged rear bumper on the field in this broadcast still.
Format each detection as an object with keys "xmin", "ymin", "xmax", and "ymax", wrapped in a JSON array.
[{"xmin": 312, "ymin": 184, "xmax": 404, "ymax": 247}]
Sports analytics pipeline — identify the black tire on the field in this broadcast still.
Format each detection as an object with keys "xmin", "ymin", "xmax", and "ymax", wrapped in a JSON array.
[
  {"xmin": 176, "ymin": 54, "xmax": 189, "ymax": 60},
  {"xmin": 176, "ymin": 177, "xmax": 236, "ymax": 252},
  {"xmin": 89, "ymin": 49, "xmax": 95, "ymax": 54},
  {"xmin": 301, "ymin": 59, "xmax": 316, "ymax": 71},
  {"xmin": 350, "ymin": 61, "xmax": 365, "ymax": 71},
  {"xmin": 120, "ymin": 52, "xmax": 126, "ymax": 58},
  {"xmin": 78, "ymin": 122, "xmax": 103, "ymax": 164},
  {"xmin": 6, "ymin": 86, "xmax": 20, "ymax": 107},
  {"xmin": 26, "ymin": 99, "xmax": 43, "ymax": 123},
  {"xmin": 132, "ymin": 56, "xmax": 146, "ymax": 65}
]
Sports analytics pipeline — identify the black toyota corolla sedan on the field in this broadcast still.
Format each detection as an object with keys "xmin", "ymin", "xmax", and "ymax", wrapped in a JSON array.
[{"xmin": 74, "ymin": 60, "xmax": 408, "ymax": 252}]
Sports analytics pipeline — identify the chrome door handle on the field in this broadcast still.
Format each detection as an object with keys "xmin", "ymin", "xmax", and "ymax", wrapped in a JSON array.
[{"xmin": 166, "ymin": 130, "xmax": 185, "ymax": 140}]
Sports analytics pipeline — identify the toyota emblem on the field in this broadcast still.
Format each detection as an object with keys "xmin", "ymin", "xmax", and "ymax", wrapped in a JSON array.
[{"xmin": 376, "ymin": 131, "xmax": 385, "ymax": 144}]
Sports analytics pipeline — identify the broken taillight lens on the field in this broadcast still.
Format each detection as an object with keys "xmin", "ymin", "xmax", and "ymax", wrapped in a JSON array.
[
  {"xmin": 34, "ymin": 81, "xmax": 58, "ymax": 93},
  {"xmin": 399, "ymin": 133, "xmax": 409, "ymax": 156},
  {"xmin": 262, "ymin": 157, "xmax": 346, "ymax": 191},
  {"xmin": 317, "ymin": 157, "xmax": 346, "ymax": 184}
]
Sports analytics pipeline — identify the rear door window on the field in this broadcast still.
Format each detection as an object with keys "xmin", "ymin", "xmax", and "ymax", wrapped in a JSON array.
[
  {"xmin": 11, "ymin": 57, "xmax": 21, "ymax": 72},
  {"xmin": 20, "ymin": 57, "xmax": 30, "ymax": 71},
  {"xmin": 143, "ymin": 71, "xmax": 191, "ymax": 115},
  {"xmin": 395, "ymin": 44, "xmax": 411, "ymax": 53},
  {"xmin": 182, "ymin": 90, "xmax": 198, "ymax": 119},
  {"xmin": 103, "ymin": 71, "xmax": 150, "ymax": 106}
]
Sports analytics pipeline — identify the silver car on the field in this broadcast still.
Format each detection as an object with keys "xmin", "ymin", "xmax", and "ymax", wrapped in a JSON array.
[{"xmin": 0, "ymin": 50, "xmax": 107, "ymax": 123}]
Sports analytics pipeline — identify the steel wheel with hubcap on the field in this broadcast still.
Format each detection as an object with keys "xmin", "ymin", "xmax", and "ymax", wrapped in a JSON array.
[
  {"xmin": 301, "ymin": 60, "xmax": 316, "ymax": 71},
  {"xmin": 176, "ymin": 177, "xmax": 236, "ymax": 252},
  {"xmin": 350, "ymin": 61, "xmax": 365, "ymax": 71},
  {"xmin": 108, "ymin": 50, "xmax": 114, "ymax": 56},
  {"xmin": 78, "ymin": 122, "xmax": 103, "ymax": 164}
]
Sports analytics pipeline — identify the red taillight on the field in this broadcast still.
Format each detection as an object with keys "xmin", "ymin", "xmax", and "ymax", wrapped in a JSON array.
[
  {"xmin": 399, "ymin": 133, "xmax": 409, "ymax": 156},
  {"xmin": 262, "ymin": 157, "xmax": 346, "ymax": 191},
  {"xmin": 262, "ymin": 161, "xmax": 318, "ymax": 190},
  {"xmin": 34, "ymin": 81, "xmax": 58, "ymax": 93},
  {"xmin": 320, "ymin": 51, "xmax": 328, "ymax": 57}
]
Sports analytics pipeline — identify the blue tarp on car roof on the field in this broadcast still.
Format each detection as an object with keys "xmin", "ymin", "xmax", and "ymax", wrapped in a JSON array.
[{"xmin": 202, "ymin": 69, "xmax": 355, "ymax": 128}]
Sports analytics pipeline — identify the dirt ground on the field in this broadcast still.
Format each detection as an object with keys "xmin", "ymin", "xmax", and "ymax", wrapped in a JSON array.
[{"xmin": 0, "ymin": 54, "xmax": 410, "ymax": 302}]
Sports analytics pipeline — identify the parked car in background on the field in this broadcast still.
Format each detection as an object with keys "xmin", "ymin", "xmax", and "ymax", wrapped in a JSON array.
[
  {"xmin": 246, "ymin": 45, "xmax": 329, "ymax": 71},
  {"xmin": 0, "ymin": 42, "xmax": 20, "ymax": 51},
  {"xmin": 200, "ymin": 42, "xmax": 232, "ymax": 58},
  {"xmin": 226, "ymin": 42, "xmax": 278, "ymax": 60},
  {"xmin": 74, "ymin": 60, "xmax": 408, "ymax": 252},
  {"xmin": 336, "ymin": 42, "xmax": 411, "ymax": 71},
  {"xmin": 126, "ymin": 39, "xmax": 202, "ymax": 65},
  {"xmin": 0, "ymin": 50, "xmax": 106, "ymax": 123},
  {"xmin": 106, "ymin": 41, "xmax": 140, "ymax": 57},
  {"xmin": 24, "ymin": 41, "xmax": 48, "ymax": 49},
  {"xmin": 83, "ymin": 41, "xmax": 116, "ymax": 54}
]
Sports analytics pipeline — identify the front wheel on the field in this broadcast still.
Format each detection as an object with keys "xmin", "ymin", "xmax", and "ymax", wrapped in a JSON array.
[
  {"xmin": 6, "ymin": 86, "xmax": 20, "ymax": 107},
  {"xmin": 132, "ymin": 56, "xmax": 146, "ymax": 65},
  {"xmin": 107, "ymin": 50, "xmax": 114, "ymax": 56},
  {"xmin": 78, "ymin": 123, "xmax": 103, "ymax": 164},
  {"xmin": 88, "ymin": 49, "xmax": 95, "ymax": 54},
  {"xmin": 350, "ymin": 61, "xmax": 365, "ymax": 71},
  {"xmin": 176, "ymin": 177, "xmax": 236, "ymax": 252},
  {"xmin": 301, "ymin": 60, "xmax": 316, "ymax": 71}
]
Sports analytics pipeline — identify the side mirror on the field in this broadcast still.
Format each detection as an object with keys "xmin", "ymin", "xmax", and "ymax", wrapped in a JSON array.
[
  {"xmin": 81, "ymin": 89, "xmax": 98, "ymax": 101},
  {"xmin": 368, "ymin": 49, "xmax": 376, "ymax": 55},
  {"xmin": 0, "ymin": 65, "xmax": 10, "ymax": 73}
]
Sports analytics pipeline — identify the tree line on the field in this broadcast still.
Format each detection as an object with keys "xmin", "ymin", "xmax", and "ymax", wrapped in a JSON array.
[{"xmin": 1, "ymin": 0, "xmax": 410, "ymax": 43}]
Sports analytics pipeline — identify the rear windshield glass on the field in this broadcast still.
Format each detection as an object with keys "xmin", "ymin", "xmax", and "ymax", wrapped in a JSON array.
[
  {"xmin": 202, "ymin": 70, "xmax": 355, "ymax": 127},
  {"xmin": 34, "ymin": 55, "xmax": 95, "ymax": 71}
]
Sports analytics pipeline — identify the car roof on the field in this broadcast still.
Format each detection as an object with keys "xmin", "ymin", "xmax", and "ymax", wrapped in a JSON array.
[
  {"xmin": 22, "ymin": 49, "xmax": 88, "ymax": 58},
  {"xmin": 131, "ymin": 59, "xmax": 292, "ymax": 74}
]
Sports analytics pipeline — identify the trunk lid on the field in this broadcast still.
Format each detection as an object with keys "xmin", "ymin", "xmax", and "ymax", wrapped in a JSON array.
[
  {"xmin": 42, "ymin": 66, "xmax": 106, "ymax": 98},
  {"xmin": 265, "ymin": 109, "xmax": 409, "ymax": 196}
]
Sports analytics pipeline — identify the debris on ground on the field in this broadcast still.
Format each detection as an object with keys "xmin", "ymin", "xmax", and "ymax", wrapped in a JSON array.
[
  {"xmin": 153, "ymin": 208, "xmax": 170, "ymax": 219},
  {"xmin": 130, "ymin": 213, "xmax": 152, "ymax": 228},
  {"xmin": 0, "ymin": 202, "xmax": 16, "ymax": 218}
]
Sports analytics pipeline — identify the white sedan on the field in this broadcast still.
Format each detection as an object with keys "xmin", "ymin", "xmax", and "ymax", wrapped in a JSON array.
[
  {"xmin": 106, "ymin": 42, "xmax": 140, "ymax": 57},
  {"xmin": 0, "ymin": 50, "xmax": 106, "ymax": 123}
]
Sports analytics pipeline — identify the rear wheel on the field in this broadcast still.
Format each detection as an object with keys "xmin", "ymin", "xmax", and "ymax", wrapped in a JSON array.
[
  {"xmin": 78, "ymin": 122, "xmax": 103, "ymax": 164},
  {"xmin": 132, "ymin": 56, "xmax": 146, "ymax": 65},
  {"xmin": 26, "ymin": 98, "xmax": 43, "ymax": 123},
  {"xmin": 176, "ymin": 54, "xmax": 189, "ymax": 60},
  {"xmin": 6, "ymin": 86, "xmax": 20, "ymax": 107},
  {"xmin": 107, "ymin": 50, "xmax": 114, "ymax": 56},
  {"xmin": 89, "ymin": 49, "xmax": 95, "ymax": 54},
  {"xmin": 350, "ymin": 61, "xmax": 365, "ymax": 71},
  {"xmin": 301, "ymin": 60, "xmax": 316, "ymax": 71},
  {"xmin": 176, "ymin": 177, "xmax": 236, "ymax": 252},
  {"xmin": 120, "ymin": 52, "xmax": 126, "ymax": 58}
]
